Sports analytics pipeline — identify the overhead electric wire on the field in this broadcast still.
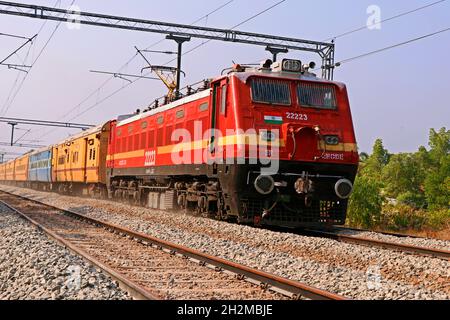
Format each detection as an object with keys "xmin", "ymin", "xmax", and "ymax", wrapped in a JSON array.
[
  {"xmin": 164, "ymin": 0, "xmax": 287, "ymax": 65},
  {"xmin": 232, "ymin": 0, "xmax": 286, "ymax": 29},
  {"xmin": 0, "ymin": 42, "xmax": 33, "ymax": 115},
  {"xmin": 0, "ymin": 0, "xmax": 68, "ymax": 117},
  {"xmin": 52, "ymin": 0, "xmax": 237, "ymax": 124},
  {"xmin": 66, "ymin": 0, "xmax": 288, "ymax": 122},
  {"xmin": 324, "ymin": 0, "xmax": 447, "ymax": 41},
  {"xmin": 1, "ymin": 0, "xmax": 75, "ymax": 151},
  {"xmin": 335, "ymin": 27, "xmax": 450, "ymax": 66},
  {"xmin": 0, "ymin": 32, "xmax": 32, "ymax": 40},
  {"xmin": 34, "ymin": 0, "xmax": 238, "ymax": 140}
]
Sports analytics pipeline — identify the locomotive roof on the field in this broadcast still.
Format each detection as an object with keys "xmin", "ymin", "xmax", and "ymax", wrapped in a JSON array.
[
  {"xmin": 231, "ymin": 70, "xmax": 346, "ymax": 89},
  {"xmin": 116, "ymin": 89, "xmax": 211, "ymax": 127},
  {"xmin": 116, "ymin": 70, "xmax": 345, "ymax": 128}
]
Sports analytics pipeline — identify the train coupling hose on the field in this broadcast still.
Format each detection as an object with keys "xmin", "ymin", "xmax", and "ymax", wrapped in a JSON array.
[{"xmin": 262, "ymin": 191, "xmax": 281, "ymax": 219}]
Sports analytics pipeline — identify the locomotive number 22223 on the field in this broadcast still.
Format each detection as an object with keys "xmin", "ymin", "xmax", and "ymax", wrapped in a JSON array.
[{"xmin": 286, "ymin": 112, "xmax": 308, "ymax": 121}]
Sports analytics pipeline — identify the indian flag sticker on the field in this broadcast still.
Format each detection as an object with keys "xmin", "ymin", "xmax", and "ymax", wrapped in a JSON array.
[{"xmin": 264, "ymin": 115, "xmax": 283, "ymax": 125}]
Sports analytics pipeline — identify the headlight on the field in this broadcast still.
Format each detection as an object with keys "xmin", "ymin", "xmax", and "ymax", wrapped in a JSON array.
[
  {"xmin": 281, "ymin": 59, "xmax": 302, "ymax": 73},
  {"xmin": 335, "ymin": 179, "xmax": 353, "ymax": 199},
  {"xmin": 325, "ymin": 135, "xmax": 340, "ymax": 145},
  {"xmin": 254, "ymin": 175, "xmax": 275, "ymax": 195}
]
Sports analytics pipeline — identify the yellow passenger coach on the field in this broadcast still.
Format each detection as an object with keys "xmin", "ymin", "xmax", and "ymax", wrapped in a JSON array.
[{"xmin": 51, "ymin": 121, "xmax": 111, "ymax": 195}]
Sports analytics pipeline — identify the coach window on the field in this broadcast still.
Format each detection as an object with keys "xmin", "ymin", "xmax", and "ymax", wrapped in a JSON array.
[
  {"xmin": 157, "ymin": 116, "xmax": 164, "ymax": 125},
  {"xmin": 89, "ymin": 149, "xmax": 93, "ymax": 160},
  {"xmin": 93, "ymin": 149, "xmax": 96, "ymax": 160},
  {"xmin": 141, "ymin": 121, "xmax": 148, "ymax": 129}
]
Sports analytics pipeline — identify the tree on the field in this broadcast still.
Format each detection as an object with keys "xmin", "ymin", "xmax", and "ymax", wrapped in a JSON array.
[
  {"xmin": 425, "ymin": 155, "xmax": 450, "ymax": 210},
  {"xmin": 382, "ymin": 153, "xmax": 426, "ymax": 208},
  {"xmin": 347, "ymin": 176, "xmax": 383, "ymax": 228},
  {"xmin": 428, "ymin": 128, "xmax": 450, "ymax": 164},
  {"xmin": 424, "ymin": 128, "xmax": 450, "ymax": 210},
  {"xmin": 362, "ymin": 139, "xmax": 390, "ymax": 179}
]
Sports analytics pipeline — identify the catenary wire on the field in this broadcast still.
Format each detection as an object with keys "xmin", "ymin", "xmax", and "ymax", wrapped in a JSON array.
[
  {"xmin": 66, "ymin": 0, "xmax": 288, "ymax": 122},
  {"xmin": 53, "ymin": 0, "xmax": 236, "ymax": 123},
  {"xmin": 336, "ymin": 27, "xmax": 450, "ymax": 65},
  {"xmin": 323, "ymin": 0, "xmax": 447, "ymax": 42}
]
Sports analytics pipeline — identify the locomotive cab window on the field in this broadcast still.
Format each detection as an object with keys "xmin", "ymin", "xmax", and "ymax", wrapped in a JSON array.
[
  {"xmin": 220, "ymin": 85, "xmax": 227, "ymax": 115},
  {"xmin": 297, "ymin": 83, "xmax": 337, "ymax": 110},
  {"xmin": 250, "ymin": 78, "xmax": 291, "ymax": 105}
]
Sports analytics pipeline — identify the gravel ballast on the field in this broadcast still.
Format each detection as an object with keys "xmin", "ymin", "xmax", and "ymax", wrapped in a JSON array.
[
  {"xmin": 0, "ymin": 201, "xmax": 131, "ymax": 300},
  {"xmin": 1, "ymin": 185, "xmax": 449, "ymax": 300}
]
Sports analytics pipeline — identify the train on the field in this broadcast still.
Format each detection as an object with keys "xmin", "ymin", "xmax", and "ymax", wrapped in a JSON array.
[{"xmin": 0, "ymin": 59, "xmax": 359, "ymax": 227}]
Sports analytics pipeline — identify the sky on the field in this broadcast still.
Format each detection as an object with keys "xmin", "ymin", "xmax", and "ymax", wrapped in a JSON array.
[{"xmin": 0, "ymin": 0, "xmax": 449, "ymax": 160}]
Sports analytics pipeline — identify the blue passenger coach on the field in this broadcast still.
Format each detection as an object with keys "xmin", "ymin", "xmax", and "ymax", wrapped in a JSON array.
[{"xmin": 28, "ymin": 148, "xmax": 52, "ymax": 184}]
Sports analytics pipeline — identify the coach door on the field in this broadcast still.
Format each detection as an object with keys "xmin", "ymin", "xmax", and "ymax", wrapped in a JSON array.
[{"xmin": 209, "ymin": 79, "xmax": 229, "ymax": 163}]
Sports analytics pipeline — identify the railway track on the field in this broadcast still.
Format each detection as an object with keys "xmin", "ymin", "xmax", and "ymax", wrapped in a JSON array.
[
  {"xmin": 0, "ymin": 190, "xmax": 346, "ymax": 301},
  {"xmin": 301, "ymin": 228, "xmax": 450, "ymax": 261}
]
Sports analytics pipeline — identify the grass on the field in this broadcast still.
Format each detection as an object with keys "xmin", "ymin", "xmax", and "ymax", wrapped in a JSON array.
[{"xmin": 347, "ymin": 203, "xmax": 450, "ymax": 241}]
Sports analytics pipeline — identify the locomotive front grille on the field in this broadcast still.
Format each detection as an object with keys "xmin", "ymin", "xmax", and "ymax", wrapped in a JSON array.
[{"xmin": 242, "ymin": 198, "xmax": 346, "ymax": 226}]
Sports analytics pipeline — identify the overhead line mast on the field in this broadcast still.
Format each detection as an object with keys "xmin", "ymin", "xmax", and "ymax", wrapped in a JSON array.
[{"xmin": 0, "ymin": 1, "xmax": 335, "ymax": 79}]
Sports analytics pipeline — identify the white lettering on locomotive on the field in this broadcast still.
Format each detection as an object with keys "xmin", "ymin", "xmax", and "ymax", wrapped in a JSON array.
[
  {"xmin": 144, "ymin": 150, "xmax": 156, "ymax": 167},
  {"xmin": 322, "ymin": 153, "xmax": 344, "ymax": 161},
  {"xmin": 286, "ymin": 112, "xmax": 308, "ymax": 121}
]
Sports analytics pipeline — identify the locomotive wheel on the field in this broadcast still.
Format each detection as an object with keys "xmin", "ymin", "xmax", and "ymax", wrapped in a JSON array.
[
  {"xmin": 177, "ymin": 194, "xmax": 186, "ymax": 209},
  {"xmin": 184, "ymin": 200, "xmax": 197, "ymax": 215},
  {"xmin": 132, "ymin": 191, "xmax": 141, "ymax": 205}
]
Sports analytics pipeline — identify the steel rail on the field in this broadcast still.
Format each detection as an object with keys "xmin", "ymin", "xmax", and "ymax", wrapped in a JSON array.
[
  {"xmin": 331, "ymin": 226, "xmax": 428, "ymax": 239},
  {"xmin": 0, "ymin": 197, "xmax": 161, "ymax": 300},
  {"xmin": 0, "ymin": 189, "xmax": 346, "ymax": 300},
  {"xmin": 303, "ymin": 229, "xmax": 450, "ymax": 261}
]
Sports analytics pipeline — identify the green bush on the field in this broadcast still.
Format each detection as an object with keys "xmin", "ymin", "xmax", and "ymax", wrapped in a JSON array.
[
  {"xmin": 347, "ymin": 176, "xmax": 383, "ymax": 228},
  {"xmin": 424, "ymin": 155, "xmax": 450, "ymax": 210},
  {"xmin": 350, "ymin": 130, "xmax": 449, "ymax": 233},
  {"xmin": 396, "ymin": 191, "xmax": 426, "ymax": 209},
  {"xmin": 427, "ymin": 208, "xmax": 450, "ymax": 230},
  {"xmin": 380, "ymin": 203, "xmax": 427, "ymax": 231}
]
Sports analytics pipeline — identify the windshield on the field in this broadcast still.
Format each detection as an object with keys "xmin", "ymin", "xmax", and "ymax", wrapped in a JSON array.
[
  {"xmin": 297, "ymin": 82, "xmax": 337, "ymax": 110},
  {"xmin": 250, "ymin": 78, "xmax": 291, "ymax": 105}
]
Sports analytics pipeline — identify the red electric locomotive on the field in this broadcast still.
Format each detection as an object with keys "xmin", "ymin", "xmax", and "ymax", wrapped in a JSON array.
[{"xmin": 106, "ymin": 59, "xmax": 359, "ymax": 227}]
